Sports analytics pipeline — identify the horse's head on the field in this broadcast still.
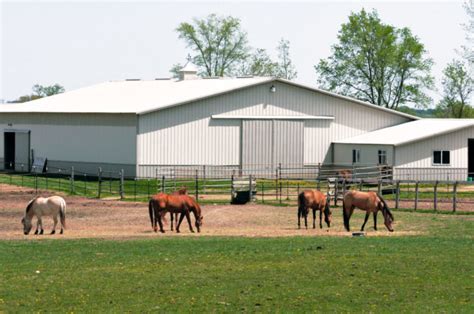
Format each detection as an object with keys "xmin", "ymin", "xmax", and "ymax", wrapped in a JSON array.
[
  {"xmin": 195, "ymin": 215, "xmax": 203, "ymax": 229},
  {"xmin": 324, "ymin": 202, "xmax": 332, "ymax": 228},
  {"xmin": 382, "ymin": 204, "xmax": 394, "ymax": 232},
  {"xmin": 21, "ymin": 216, "xmax": 32, "ymax": 235}
]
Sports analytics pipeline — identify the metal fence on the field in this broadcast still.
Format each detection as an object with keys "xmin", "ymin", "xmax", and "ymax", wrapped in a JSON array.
[{"xmin": 0, "ymin": 164, "xmax": 473, "ymax": 212}]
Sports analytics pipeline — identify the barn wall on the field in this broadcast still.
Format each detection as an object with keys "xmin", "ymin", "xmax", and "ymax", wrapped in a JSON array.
[
  {"xmin": 0, "ymin": 113, "xmax": 137, "ymax": 175},
  {"xmin": 393, "ymin": 126, "xmax": 474, "ymax": 181},
  {"xmin": 137, "ymin": 81, "xmax": 412, "ymax": 177},
  {"xmin": 333, "ymin": 144, "xmax": 394, "ymax": 166}
]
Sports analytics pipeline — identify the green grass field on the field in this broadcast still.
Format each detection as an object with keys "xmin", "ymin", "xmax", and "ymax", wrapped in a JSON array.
[{"xmin": 1, "ymin": 211, "xmax": 473, "ymax": 312}]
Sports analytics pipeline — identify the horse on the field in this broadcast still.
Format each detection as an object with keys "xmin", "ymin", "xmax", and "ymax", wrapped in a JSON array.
[
  {"xmin": 21, "ymin": 196, "xmax": 67, "ymax": 235},
  {"xmin": 342, "ymin": 190, "xmax": 394, "ymax": 232},
  {"xmin": 169, "ymin": 188, "xmax": 203, "ymax": 233},
  {"xmin": 149, "ymin": 192, "xmax": 196, "ymax": 233},
  {"xmin": 297, "ymin": 190, "xmax": 332, "ymax": 229}
]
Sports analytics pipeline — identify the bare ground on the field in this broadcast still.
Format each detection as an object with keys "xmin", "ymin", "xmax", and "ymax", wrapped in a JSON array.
[{"xmin": 0, "ymin": 184, "xmax": 455, "ymax": 241}]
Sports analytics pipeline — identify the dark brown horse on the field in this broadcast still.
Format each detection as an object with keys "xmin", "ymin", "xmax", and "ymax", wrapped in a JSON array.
[
  {"xmin": 342, "ymin": 190, "xmax": 394, "ymax": 232},
  {"xmin": 297, "ymin": 190, "xmax": 332, "ymax": 229}
]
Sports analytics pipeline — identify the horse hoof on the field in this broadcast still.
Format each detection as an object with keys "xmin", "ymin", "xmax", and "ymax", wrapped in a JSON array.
[
  {"xmin": 190, "ymin": 230, "xmax": 195, "ymax": 233},
  {"xmin": 34, "ymin": 230, "xmax": 38, "ymax": 235},
  {"xmin": 39, "ymin": 230, "xmax": 44, "ymax": 235},
  {"xmin": 60, "ymin": 230, "xmax": 63, "ymax": 235},
  {"xmin": 50, "ymin": 230, "xmax": 55, "ymax": 235},
  {"xmin": 160, "ymin": 230, "xmax": 165, "ymax": 234}
]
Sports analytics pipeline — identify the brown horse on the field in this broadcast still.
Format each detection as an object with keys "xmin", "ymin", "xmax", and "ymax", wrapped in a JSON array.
[
  {"xmin": 297, "ymin": 190, "xmax": 332, "ymax": 229},
  {"xmin": 342, "ymin": 190, "xmax": 394, "ymax": 232},
  {"xmin": 148, "ymin": 192, "xmax": 194, "ymax": 233}
]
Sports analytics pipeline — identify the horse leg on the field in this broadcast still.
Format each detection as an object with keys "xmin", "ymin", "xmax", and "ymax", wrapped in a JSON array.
[
  {"xmin": 170, "ymin": 212, "xmax": 174, "ymax": 231},
  {"xmin": 304, "ymin": 211, "xmax": 308, "ymax": 229},
  {"xmin": 176, "ymin": 212, "xmax": 186, "ymax": 233},
  {"xmin": 319, "ymin": 208, "xmax": 323, "ymax": 229},
  {"xmin": 312, "ymin": 208, "xmax": 316, "ymax": 229},
  {"xmin": 361, "ymin": 212, "xmax": 370, "ymax": 231},
  {"xmin": 34, "ymin": 219, "xmax": 40, "ymax": 235},
  {"xmin": 297, "ymin": 209, "xmax": 301, "ymax": 229},
  {"xmin": 38, "ymin": 217, "xmax": 44, "ymax": 235},
  {"xmin": 51, "ymin": 215, "xmax": 58, "ymax": 234},
  {"xmin": 157, "ymin": 213, "xmax": 165, "ymax": 233},
  {"xmin": 185, "ymin": 211, "xmax": 194, "ymax": 233},
  {"xmin": 373, "ymin": 211, "xmax": 378, "ymax": 231}
]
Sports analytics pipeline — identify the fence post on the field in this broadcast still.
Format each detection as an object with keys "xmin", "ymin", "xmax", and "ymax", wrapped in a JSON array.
[
  {"xmin": 297, "ymin": 183, "xmax": 300, "ymax": 199},
  {"xmin": 70, "ymin": 166, "xmax": 75, "ymax": 194},
  {"xmin": 434, "ymin": 180, "xmax": 438, "ymax": 211},
  {"xmin": 203, "ymin": 165, "xmax": 206, "ymax": 195},
  {"xmin": 231, "ymin": 174, "xmax": 234, "ymax": 201},
  {"xmin": 262, "ymin": 181, "xmax": 265, "ymax": 204},
  {"xmin": 275, "ymin": 168, "xmax": 278, "ymax": 201},
  {"xmin": 58, "ymin": 169, "xmax": 61, "ymax": 192},
  {"xmin": 395, "ymin": 180, "xmax": 400, "ymax": 209},
  {"xmin": 414, "ymin": 181, "xmax": 419, "ymax": 211},
  {"xmin": 334, "ymin": 180, "xmax": 338, "ymax": 207},
  {"xmin": 195, "ymin": 170, "xmax": 199, "ymax": 200},
  {"xmin": 119, "ymin": 169, "xmax": 124, "ymax": 200},
  {"xmin": 377, "ymin": 179, "xmax": 381, "ymax": 195},
  {"xmin": 134, "ymin": 178, "xmax": 137, "ymax": 201},
  {"xmin": 452, "ymin": 181, "xmax": 457, "ymax": 212},
  {"xmin": 35, "ymin": 172, "xmax": 38, "ymax": 194},
  {"xmin": 279, "ymin": 181, "xmax": 282, "ymax": 204},
  {"xmin": 343, "ymin": 179, "xmax": 347, "ymax": 196},
  {"xmin": 84, "ymin": 174, "xmax": 87, "ymax": 196},
  {"xmin": 249, "ymin": 175, "xmax": 253, "ymax": 202},
  {"xmin": 161, "ymin": 175, "xmax": 165, "ymax": 193},
  {"xmin": 97, "ymin": 167, "xmax": 102, "ymax": 198}
]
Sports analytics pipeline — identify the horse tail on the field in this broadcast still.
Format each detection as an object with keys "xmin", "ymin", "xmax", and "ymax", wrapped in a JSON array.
[
  {"xmin": 297, "ymin": 191, "xmax": 305, "ymax": 214},
  {"xmin": 59, "ymin": 199, "xmax": 66, "ymax": 229},
  {"xmin": 377, "ymin": 193, "xmax": 394, "ymax": 221},
  {"xmin": 342, "ymin": 199, "xmax": 350, "ymax": 231},
  {"xmin": 148, "ymin": 199, "xmax": 155, "ymax": 228}
]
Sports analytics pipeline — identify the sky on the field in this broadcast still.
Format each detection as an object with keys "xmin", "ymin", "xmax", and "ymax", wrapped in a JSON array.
[{"xmin": 0, "ymin": 0, "xmax": 469, "ymax": 107}]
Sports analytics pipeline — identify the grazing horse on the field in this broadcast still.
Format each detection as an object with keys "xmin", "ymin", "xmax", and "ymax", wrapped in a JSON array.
[
  {"xmin": 179, "ymin": 194, "xmax": 203, "ymax": 233},
  {"xmin": 21, "ymin": 196, "xmax": 66, "ymax": 235},
  {"xmin": 297, "ymin": 190, "xmax": 332, "ymax": 229},
  {"xmin": 149, "ymin": 192, "xmax": 195, "ymax": 233},
  {"xmin": 342, "ymin": 190, "xmax": 394, "ymax": 232}
]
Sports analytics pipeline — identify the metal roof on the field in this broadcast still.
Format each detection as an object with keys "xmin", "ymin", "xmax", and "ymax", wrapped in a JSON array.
[
  {"xmin": 0, "ymin": 77, "xmax": 418, "ymax": 120},
  {"xmin": 333, "ymin": 119, "xmax": 474, "ymax": 146}
]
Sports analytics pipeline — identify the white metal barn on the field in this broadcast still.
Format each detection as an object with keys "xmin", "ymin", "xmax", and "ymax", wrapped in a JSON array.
[
  {"xmin": 0, "ymin": 67, "xmax": 421, "ymax": 177},
  {"xmin": 333, "ymin": 119, "xmax": 474, "ymax": 181}
]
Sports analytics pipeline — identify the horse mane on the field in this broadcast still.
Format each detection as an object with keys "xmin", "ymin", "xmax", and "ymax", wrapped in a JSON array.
[
  {"xmin": 25, "ymin": 196, "xmax": 40, "ymax": 214},
  {"xmin": 376, "ymin": 193, "xmax": 394, "ymax": 221}
]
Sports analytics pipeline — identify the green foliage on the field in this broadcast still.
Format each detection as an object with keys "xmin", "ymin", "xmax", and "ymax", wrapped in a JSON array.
[
  {"xmin": 435, "ymin": 59, "xmax": 474, "ymax": 118},
  {"xmin": 276, "ymin": 38, "xmax": 297, "ymax": 79},
  {"xmin": 9, "ymin": 84, "xmax": 65, "ymax": 103},
  {"xmin": 1, "ymin": 211, "xmax": 473, "ymax": 312},
  {"xmin": 176, "ymin": 14, "xmax": 250, "ymax": 77},
  {"xmin": 238, "ymin": 48, "xmax": 279, "ymax": 76},
  {"xmin": 315, "ymin": 9, "xmax": 434, "ymax": 109}
]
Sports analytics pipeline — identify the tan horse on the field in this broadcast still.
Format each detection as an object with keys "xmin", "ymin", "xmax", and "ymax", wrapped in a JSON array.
[
  {"xmin": 297, "ymin": 190, "xmax": 332, "ymax": 229},
  {"xmin": 342, "ymin": 190, "xmax": 394, "ymax": 232},
  {"xmin": 21, "ymin": 196, "xmax": 66, "ymax": 235}
]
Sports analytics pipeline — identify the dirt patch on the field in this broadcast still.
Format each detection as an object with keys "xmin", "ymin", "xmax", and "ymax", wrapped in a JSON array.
[{"xmin": 0, "ymin": 184, "xmax": 425, "ymax": 240}]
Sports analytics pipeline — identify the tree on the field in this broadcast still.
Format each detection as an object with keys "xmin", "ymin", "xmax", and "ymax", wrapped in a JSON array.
[
  {"xmin": 169, "ymin": 63, "xmax": 183, "ymax": 79},
  {"xmin": 32, "ymin": 84, "xmax": 65, "ymax": 97},
  {"xmin": 176, "ymin": 14, "xmax": 250, "ymax": 77},
  {"xmin": 276, "ymin": 38, "xmax": 297, "ymax": 80},
  {"xmin": 8, "ymin": 84, "xmax": 65, "ymax": 103},
  {"xmin": 435, "ymin": 60, "xmax": 474, "ymax": 118},
  {"xmin": 315, "ymin": 9, "xmax": 433, "ymax": 109},
  {"xmin": 238, "ymin": 49, "xmax": 279, "ymax": 76},
  {"xmin": 461, "ymin": 1, "xmax": 474, "ymax": 72}
]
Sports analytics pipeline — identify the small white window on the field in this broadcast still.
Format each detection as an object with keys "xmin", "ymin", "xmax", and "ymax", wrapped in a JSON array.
[
  {"xmin": 378, "ymin": 150, "xmax": 387, "ymax": 165},
  {"xmin": 433, "ymin": 150, "xmax": 450, "ymax": 165},
  {"xmin": 352, "ymin": 149, "xmax": 360, "ymax": 163}
]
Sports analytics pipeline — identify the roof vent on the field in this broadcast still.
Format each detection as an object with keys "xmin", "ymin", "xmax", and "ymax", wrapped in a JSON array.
[
  {"xmin": 125, "ymin": 78, "xmax": 141, "ymax": 81},
  {"xmin": 178, "ymin": 55, "xmax": 198, "ymax": 81},
  {"xmin": 155, "ymin": 78, "xmax": 171, "ymax": 80}
]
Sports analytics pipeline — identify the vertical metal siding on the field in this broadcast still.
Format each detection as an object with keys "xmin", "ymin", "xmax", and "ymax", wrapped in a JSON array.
[
  {"xmin": 14, "ymin": 132, "xmax": 30, "ymax": 170},
  {"xmin": 241, "ymin": 120, "xmax": 273, "ymax": 167}
]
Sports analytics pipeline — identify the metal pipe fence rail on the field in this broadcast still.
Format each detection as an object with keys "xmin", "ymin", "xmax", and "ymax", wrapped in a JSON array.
[{"xmin": 0, "ymin": 168, "xmax": 473, "ymax": 212}]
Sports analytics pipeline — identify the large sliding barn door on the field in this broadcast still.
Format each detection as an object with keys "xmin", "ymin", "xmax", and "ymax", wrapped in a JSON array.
[
  {"xmin": 241, "ymin": 120, "xmax": 273, "ymax": 168},
  {"xmin": 273, "ymin": 120, "xmax": 304, "ymax": 168},
  {"xmin": 241, "ymin": 119, "xmax": 304, "ymax": 170}
]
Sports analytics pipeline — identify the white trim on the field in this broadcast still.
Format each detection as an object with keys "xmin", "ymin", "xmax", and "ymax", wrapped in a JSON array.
[
  {"xmin": 3, "ymin": 128, "xmax": 30, "ymax": 133},
  {"xmin": 211, "ymin": 114, "xmax": 335, "ymax": 120}
]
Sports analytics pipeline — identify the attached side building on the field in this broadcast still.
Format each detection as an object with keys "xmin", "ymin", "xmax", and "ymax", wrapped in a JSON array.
[{"xmin": 333, "ymin": 119, "xmax": 474, "ymax": 180}]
